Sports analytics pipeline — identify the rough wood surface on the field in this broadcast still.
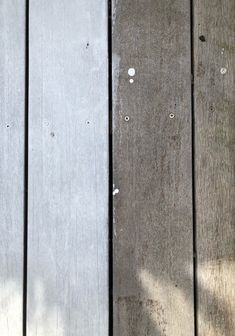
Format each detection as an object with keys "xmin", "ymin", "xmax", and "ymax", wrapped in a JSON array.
[
  {"xmin": 27, "ymin": 1, "xmax": 109, "ymax": 335},
  {"xmin": 112, "ymin": 1, "xmax": 194, "ymax": 335},
  {"xmin": 194, "ymin": 0, "xmax": 235, "ymax": 335},
  {"xmin": 0, "ymin": 1, "xmax": 25, "ymax": 335}
]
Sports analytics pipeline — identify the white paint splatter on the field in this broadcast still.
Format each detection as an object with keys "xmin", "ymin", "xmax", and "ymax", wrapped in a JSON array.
[
  {"xmin": 129, "ymin": 79, "xmax": 134, "ymax": 84},
  {"xmin": 113, "ymin": 188, "xmax": 119, "ymax": 196},
  {"xmin": 221, "ymin": 48, "xmax": 225, "ymax": 55},
  {"xmin": 220, "ymin": 67, "xmax": 227, "ymax": 74},
  {"xmin": 128, "ymin": 68, "xmax": 135, "ymax": 76}
]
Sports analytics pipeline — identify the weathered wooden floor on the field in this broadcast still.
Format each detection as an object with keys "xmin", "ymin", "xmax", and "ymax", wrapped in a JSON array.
[{"xmin": 0, "ymin": 0, "xmax": 234, "ymax": 335}]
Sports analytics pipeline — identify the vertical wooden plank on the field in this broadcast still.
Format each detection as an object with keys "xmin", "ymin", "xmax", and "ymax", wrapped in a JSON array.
[
  {"xmin": 27, "ymin": 1, "xmax": 108, "ymax": 335},
  {"xmin": 194, "ymin": 1, "xmax": 235, "ymax": 335},
  {"xmin": 0, "ymin": 1, "xmax": 25, "ymax": 335},
  {"xmin": 112, "ymin": 1, "xmax": 194, "ymax": 335}
]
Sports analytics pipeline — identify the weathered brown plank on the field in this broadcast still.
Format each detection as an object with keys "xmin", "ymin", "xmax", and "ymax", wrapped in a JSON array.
[
  {"xmin": 112, "ymin": 1, "xmax": 194, "ymax": 335},
  {"xmin": 194, "ymin": 0, "xmax": 235, "ymax": 335},
  {"xmin": 0, "ymin": 1, "xmax": 25, "ymax": 334}
]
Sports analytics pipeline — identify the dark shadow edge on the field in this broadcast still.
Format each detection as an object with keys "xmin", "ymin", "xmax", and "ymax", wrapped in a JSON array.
[
  {"xmin": 23, "ymin": 0, "xmax": 29, "ymax": 335},
  {"xmin": 108, "ymin": 0, "xmax": 113, "ymax": 335},
  {"xmin": 190, "ymin": 0, "xmax": 198, "ymax": 335}
]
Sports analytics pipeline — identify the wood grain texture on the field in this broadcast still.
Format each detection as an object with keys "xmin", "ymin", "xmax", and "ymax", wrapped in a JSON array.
[
  {"xmin": 0, "ymin": 1, "xmax": 25, "ymax": 335},
  {"xmin": 27, "ymin": 1, "xmax": 108, "ymax": 335},
  {"xmin": 194, "ymin": 0, "xmax": 235, "ymax": 335},
  {"xmin": 112, "ymin": 1, "xmax": 194, "ymax": 335}
]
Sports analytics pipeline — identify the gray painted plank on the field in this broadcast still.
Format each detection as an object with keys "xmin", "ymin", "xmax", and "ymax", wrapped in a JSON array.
[
  {"xmin": 0, "ymin": 1, "xmax": 25, "ymax": 335},
  {"xmin": 27, "ymin": 1, "xmax": 108, "ymax": 335},
  {"xmin": 112, "ymin": 1, "xmax": 194, "ymax": 335},
  {"xmin": 194, "ymin": 0, "xmax": 235, "ymax": 335}
]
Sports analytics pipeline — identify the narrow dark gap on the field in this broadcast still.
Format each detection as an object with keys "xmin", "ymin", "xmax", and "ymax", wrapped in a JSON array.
[
  {"xmin": 23, "ymin": 0, "xmax": 29, "ymax": 335},
  {"xmin": 190, "ymin": 1, "xmax": 198, "ymax": 336},
  {"xmin": 108, "ymin": 0, "xmax": 113, "ymax": 335}
]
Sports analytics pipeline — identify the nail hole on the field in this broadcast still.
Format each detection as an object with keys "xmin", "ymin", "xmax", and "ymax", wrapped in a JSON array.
[
  {"xmin": 86, "ymin": 42, "xmax": 89, "ymax": 49},
  {"xmin": 199, "ymin": 35, "xmax": 206, "ymax": 42},
  {"xmin": 169, "ymin": 113, "xmax": 175, "ymax": 119},
  {"xmin": 86, "ymin": 120, "xmax": 90, "ymax": 125},
  {"xmin": 50, "ymin": 132, "xmax": 55, "ymax": 137},
  {"xmin": 124, "ymin": 116, "xmax": 130, "ymax": 122},
  {"xmin": 6, "ymin": 124, "xmax": 10, "ymax": 128}
]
